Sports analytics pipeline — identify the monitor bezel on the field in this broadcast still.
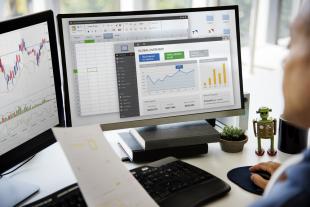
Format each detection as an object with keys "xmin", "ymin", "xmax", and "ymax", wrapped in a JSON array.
[
  {"xmin": 0, "ymin": 10, "xmax": 65, "ymax": 174},
  {"xmin": 57, "ymin": 6, "xmax": 244, "ymax": 129}
]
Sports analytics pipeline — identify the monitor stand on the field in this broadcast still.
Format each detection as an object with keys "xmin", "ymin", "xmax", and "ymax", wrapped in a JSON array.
[
  {"xmin": 129, "ymin": 120, "xmax": 220, "ymax": 149},
  {"xmin": 0, "ymin": 177, "xmax": 39, "ymax": 207}
]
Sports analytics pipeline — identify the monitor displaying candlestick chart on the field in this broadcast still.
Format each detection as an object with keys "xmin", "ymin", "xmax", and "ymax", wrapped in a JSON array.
[
  {"xmin": 58, "ymin": 6, "xmax": 244, "ymax": 128},
  {"xmin": 0, "ymin": 21, "xmax": 60, "ymax": 156}
]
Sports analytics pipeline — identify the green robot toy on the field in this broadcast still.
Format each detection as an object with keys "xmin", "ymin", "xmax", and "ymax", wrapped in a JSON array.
[{"xmin": 253, "ymin": 107, "xmax": 277, "ymax": 156}]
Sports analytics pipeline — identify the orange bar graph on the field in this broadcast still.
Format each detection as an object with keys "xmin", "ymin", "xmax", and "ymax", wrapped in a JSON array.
[
  {"xmin": 213, "ymin": 69, "xmax": 216, "ymax": 85},
  {"xmin": 223, "ymin": 63, "xmax": 227, "ymax": 84},
  {"xmin": 218, "ymin": 73, "xmax": 222, "ymax": 85},
  {"xmin": 204, "ymin": 64, "xmax": 228, "ymax": 88}
]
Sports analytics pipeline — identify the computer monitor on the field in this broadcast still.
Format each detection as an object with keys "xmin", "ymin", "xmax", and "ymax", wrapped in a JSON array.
[
  {"xmin": 58, "ymin": 6, "xmax": 244, "ymax": 130},
  {"xmin": 0, "ymin": 10, "xmax": 64, "ymax": 203}
]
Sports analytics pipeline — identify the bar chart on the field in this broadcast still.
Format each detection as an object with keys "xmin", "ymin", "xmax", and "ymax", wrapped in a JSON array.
[{"xmin": 200, "ymin": 58, "xmax": 231, "ymax": 89}]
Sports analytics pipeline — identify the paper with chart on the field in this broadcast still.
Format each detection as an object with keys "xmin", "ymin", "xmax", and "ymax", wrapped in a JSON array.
[{"xmin": 52, "ymin": 125, "xmax": 158, "ymax": 207}]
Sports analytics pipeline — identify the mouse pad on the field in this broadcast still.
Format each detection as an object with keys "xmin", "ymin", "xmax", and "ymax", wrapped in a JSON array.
[{"xmin": 227, "ymin": 166, "xmax": 263, "ymax": 195}]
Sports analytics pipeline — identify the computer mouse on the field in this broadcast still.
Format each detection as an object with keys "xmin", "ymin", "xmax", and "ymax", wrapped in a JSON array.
[{"xmin": 252, "ymin": 170, "xmax": 271, "ymax": 180}]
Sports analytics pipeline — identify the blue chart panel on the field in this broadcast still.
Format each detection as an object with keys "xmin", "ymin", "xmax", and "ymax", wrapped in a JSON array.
[
  {"xmin": 146, "ymin": 69, "xmax": 195, "ymax": 92},
  {"xmin": 139, "ymin": 53, "xmax": 160, "ymax": 62}
]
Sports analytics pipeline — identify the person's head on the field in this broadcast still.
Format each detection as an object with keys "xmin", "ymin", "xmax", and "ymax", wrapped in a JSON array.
[{"xmin": 283, "ymin": 1, "xmax": 310, "ymax": 128}]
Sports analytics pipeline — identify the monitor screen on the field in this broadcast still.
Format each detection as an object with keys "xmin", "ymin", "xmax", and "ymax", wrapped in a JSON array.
[
  {"xmin": 0, "ymin": 11, "xmax": 64, "ymax": 172},
  {"xmin": 58, "ymin": 6, "xmax": 244, "ymax": 128}
]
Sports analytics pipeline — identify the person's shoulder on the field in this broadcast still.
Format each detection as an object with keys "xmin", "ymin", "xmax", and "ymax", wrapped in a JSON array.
[
  {"xmin": 286, "ymin": 149, "xmax": 310, "ymax": 188},
  {"xmin": 250, "ymin": 149, "xmax": 310, "ymax": 207},
  {"xmin": 303, "ymin": 148, "xmax": 310, "ymax": 160}
]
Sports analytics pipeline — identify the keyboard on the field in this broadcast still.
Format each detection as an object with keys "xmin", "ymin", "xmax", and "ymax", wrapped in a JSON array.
[
  {"xmin": 23, "ymin": 183, "xmax": 86, "ymax": 207},
  {"xmin": 130, "ymin": 157, "xmax": 230, "ymax": 207},
  {"xmin": 24, "ymin": 157, "xmax": 230, "ymax": 207}
]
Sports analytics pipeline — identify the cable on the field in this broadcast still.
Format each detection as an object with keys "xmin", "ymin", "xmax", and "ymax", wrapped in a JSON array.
[{"xmin": 0, "ymin": 154, "xmax": 36, "ymax": 179}]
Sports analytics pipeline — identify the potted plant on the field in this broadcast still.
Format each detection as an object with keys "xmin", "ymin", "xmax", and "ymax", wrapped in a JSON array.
[{"xmin": 219, "ymin": 126, "xmax": 248, "ymax": 153}]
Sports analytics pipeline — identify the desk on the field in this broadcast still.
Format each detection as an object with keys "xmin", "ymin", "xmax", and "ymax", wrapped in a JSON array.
[{"xmin": 13, "ymin": 130, "xmax": 305, "ymax": 207}]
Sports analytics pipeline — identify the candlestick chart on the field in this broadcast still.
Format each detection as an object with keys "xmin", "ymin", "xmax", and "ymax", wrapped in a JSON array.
[
  {"xmin": 0, "ymin": 22, "xmax": 59, "ymax": 156},
  {"xmin": 0, "ymin": 38, "xmax": 48, "ymax": 93}
]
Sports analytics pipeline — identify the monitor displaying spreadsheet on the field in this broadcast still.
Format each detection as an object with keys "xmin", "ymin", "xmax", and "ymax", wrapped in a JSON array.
[{"xmin": 58, "ymin": 6, "xmax": 244, "ymax": 128}]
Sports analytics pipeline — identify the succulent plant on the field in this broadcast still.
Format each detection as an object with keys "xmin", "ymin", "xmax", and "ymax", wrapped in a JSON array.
[{"xmin": 220, "ymin": 126, "xmax": 246, "ymax": 141}]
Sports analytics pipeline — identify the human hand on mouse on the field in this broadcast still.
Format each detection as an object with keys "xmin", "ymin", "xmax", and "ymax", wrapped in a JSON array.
[{"xmin": 249, "ymin": 161, "xmax": 281, "ymax": 190}]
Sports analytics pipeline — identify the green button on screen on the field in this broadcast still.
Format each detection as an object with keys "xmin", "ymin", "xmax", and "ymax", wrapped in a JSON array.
[
  {"xmin": 84, "ymin": 39, "xmax": 95, "ymax": 43},
  {"xmin": 164, "ymin": 51, "xmax": 185, "ymax": 60}
]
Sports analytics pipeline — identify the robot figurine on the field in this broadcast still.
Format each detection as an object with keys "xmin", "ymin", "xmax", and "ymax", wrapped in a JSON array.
[{"xmin": 253, "ymin": 107, "xmax": 277, "ymax": 156}]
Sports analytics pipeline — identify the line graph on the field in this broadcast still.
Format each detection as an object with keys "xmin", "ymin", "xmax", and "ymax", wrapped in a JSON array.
[
  {"xmin": 0, "ymin": 95, "xmax": 58, "ymax": 155},
  {"xmin": 0, "ymin": 38, "xmax": 48, "ymax": 91},
  {"xmin": 140, "ymin": 61, "xmax": 197, "ymax": 95},
  {"xmin": 146, "ymin": 69, "xmax": 195, "ymax": 92},
  {"xmin": 0, "ymin": 98, "xmax": 52, "ymax": 125}
]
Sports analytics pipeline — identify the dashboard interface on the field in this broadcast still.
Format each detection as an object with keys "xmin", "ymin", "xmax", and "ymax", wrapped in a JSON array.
[{"xmin": 59, "ymin": 8, "xmax": 243, "ymax": 126}]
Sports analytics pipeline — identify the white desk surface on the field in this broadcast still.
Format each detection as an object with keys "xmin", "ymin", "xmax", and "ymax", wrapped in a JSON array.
[{"xmin": 12, "ymin": 129, "xmax": 305, "ymax": 207}]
